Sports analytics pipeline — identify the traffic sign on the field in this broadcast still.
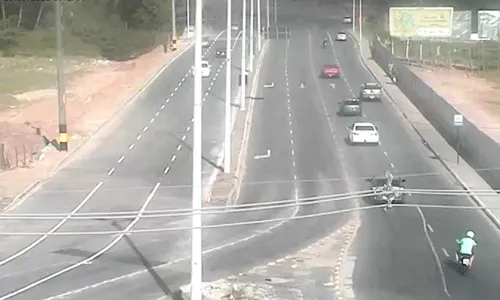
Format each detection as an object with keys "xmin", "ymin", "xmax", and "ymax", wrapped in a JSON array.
[{"xmin": 454, "ymin": 114, "xmax": 463, "ymax": 126}]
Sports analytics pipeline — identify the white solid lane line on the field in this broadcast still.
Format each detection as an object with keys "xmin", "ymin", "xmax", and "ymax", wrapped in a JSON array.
[
  {"xmin": 0, "ymin": 31, "xmax": 227, "ymax": 278},
  {"xmin": 0, "ymin": 32, "xmax": 228, "ymax": 274},
  {"xmin": 0, "ymin": 182, "xmax": 161, "ymax": 300},
  {"xmin": 0, "ymin": 182, "xmax": 104, "ymax": 267}
]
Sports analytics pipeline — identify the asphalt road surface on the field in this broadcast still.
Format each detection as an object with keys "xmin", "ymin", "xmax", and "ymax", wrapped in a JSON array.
[
  {"xmin": 2, "ymin": 1, "xmax": 500, "ymax": 300},
  {"xmin": 0, "ymin": 26, "xmax": 247, "ymax": 300},
  {"xmin": 280, "ymin": 1, "xmax": 500, "ymax": 300}
]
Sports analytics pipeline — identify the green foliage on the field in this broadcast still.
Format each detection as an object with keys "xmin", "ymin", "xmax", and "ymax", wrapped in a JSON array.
[{"xmin": 0, "ymin": 0, "xmax": 178, "ymax": 61}]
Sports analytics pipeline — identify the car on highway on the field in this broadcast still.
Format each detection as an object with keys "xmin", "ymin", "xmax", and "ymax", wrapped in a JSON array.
[
  {"xmin": 359, "ymin": 82, "xmax": 382, "ymax": 101},
  {"xmin": 338, "ymin": 98, "xmax": 362, "ymax": 116},
  {"xmin": 231, "ymin": 24, "xmax": 239, "ymax": 31},
  {"xmin": 320, "ymin": 64, "xmax": 340, "ymax": 78},
  {"xmin": 336, "ymin": 31, "xmax": 347, "ymax": 41},
  {"xmin": 343, "ymin": 16, "xmax": 352, "ymax": 24},
  {"xmin": 202, "ymin": 38, "xmax": 210, "ymax": 48},
  {"xmin": 191, "ymin": 60, "xmax": 212, "ymax": 78},
  {"xmin": 215, "ymin": 48, "xmax": 226, "ymax": 58},
  {"xmin": 347, "ymin": 122, "xmax": 380, "ymax": 145},
  {"xmin": 367, "ymin": 176, "xmax": 407, "ymax": 204}
]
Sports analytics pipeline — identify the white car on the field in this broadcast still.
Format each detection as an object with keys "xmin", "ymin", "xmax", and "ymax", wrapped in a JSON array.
[
  {"xmin": 191, "ymin": 60, "xmax": 211, "ymax": 78},
  {"xmin": 231, "ymin": 24, "xmax": 239, "ymax": 31},
  {"xmin": 347, "ymin": 122, "xmax": 380, "ymax": 145},
  {"xmin": 343, "ymin": 16, "xmax": 352, "ymax": 24},
  {"xmin": 336, "ymin": 32, "xmax": 347, "ymax": 41}
]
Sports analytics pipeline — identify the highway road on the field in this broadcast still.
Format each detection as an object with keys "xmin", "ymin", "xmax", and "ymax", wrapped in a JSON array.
[
  {"xmin": 294, "ymin": 1, "xmax": 500, "ymax": 300},
  {"xmin": 2, "ymin": 1, "xmax": 500, "ymax": 300},
  {"xmin": 0, "ymin": 26, "xmax": 247, "ymax": 299}
]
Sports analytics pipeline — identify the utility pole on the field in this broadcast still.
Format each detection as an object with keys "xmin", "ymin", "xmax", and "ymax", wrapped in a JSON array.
[
  {"xmin": 249, "ymin": 0, "xmax": 254, "ymax": 72},
  {"xmin": 224, "ymin": 0, "xmax": 232, "ymax": 173},
  {"xmin": 191, "ymin": 0, "xmax": 203, "ymax": 297},
  {"xmin": 257, "ymin": 0, "xmax": 261, "ymax": 51},
  {"xmin": 240, "ymin": 0, "xmax": 247, "ymax": 111},
  {"xmin": 55, "ymin": 0, "xmax": 67, "ymax": 151}
]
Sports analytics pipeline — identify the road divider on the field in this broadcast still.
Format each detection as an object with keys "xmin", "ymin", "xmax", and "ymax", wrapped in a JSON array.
[{"xmin": 209, "ymin": 40, "xmax": 270, "ymax": 205}]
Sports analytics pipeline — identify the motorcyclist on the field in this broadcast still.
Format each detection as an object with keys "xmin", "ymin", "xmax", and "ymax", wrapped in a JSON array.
[
  {"xmin": 322, "ymin": 38, "xmax": 328, "ymax": 48},
  {"xmin": 388, "ymin": 62, "xmax": 397, "ymax": 79},
  {"xmin": 456, "ymin": 230, "xmax": 477, "ymax": 268}
]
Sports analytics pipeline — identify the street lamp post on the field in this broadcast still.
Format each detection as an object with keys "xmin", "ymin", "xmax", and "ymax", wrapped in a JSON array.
[
  {"xmin": 172, "ymin": 0, "xmax": 177, "ymax": 39},
  {"xmin": 249, "ymin": 0, "xmax": 254, "ymax": 72},
  {"xmin": 240, "ymin": 0, "xmax": 247, "ymax": 111},
  {"xmin": 191, "ymin": 0, "xmax": 203, "ymax": 297},
  {"xmin": 266, "ymin": 0, "xmax": 270, "ymax": 29},
  {"xmin": 257, "ymin": 0, "xmax": 261, "ymax": 51},
  {"xmin": 352, "ymin": 0, "xmax": 355, "ymax": 32},
  {"xmin": 359, "ymin": 0, "xmax": 362, "ymax": 55},
  {"xmin": 187, "ymin": 0, "xmax": 190, "ymax": 37},
  {"xmin": 224, "ymin": 0, "xmax": 232, "ymax": 173},
  {"xmin": 274, "ymin": 0, "xmax": 277, "ymax": 24}
]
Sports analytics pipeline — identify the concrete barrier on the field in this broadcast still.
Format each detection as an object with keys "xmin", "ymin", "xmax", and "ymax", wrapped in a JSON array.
[{"xmin": 371, "ymin": 37, "xmax": 500, "ymax": 191}]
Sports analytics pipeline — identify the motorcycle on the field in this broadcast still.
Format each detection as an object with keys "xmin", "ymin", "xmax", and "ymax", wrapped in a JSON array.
[{"xmin": 458, "ymin": 253, "xmax": 471, "ymax": 275}]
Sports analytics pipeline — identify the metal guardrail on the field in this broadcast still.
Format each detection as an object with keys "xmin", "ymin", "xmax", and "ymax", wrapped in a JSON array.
[{"xmin": 371, "ymin": 37, "xmax": 500, "ymax": 191}]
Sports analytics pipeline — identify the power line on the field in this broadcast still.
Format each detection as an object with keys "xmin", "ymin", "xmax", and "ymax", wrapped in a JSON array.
[
  {"xmin": 0, "ymin": 203, "xmax": 497, "ymax": 236},
  {"xmin": 30, "ymin": 166, "xmax": 500, "ymax": 194},
  {"xmin": 0, "ymin": 190, "xmax": 375, "ymax": 220},
  {"xmin": 2, "ymin": 188, "xmax": 499, "ymax": 220}
]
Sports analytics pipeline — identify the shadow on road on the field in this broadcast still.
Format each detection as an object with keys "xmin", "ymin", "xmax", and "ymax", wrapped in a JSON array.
[
  {"xmin": 112, "ymin": 221, "xmax": 185, "ymax": 300},
  {"xmin": 168, "ymin": 133, "xmax": 223, "ymax": 173}
]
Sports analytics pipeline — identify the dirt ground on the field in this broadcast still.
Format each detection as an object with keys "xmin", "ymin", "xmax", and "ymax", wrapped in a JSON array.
[
  {"xmin": 0, "ymin": 41, "xmax": 189, "ymax": 206},
  {"xmin": 410, "ymin": 67, "xmax": 500, "ymax": 140}
]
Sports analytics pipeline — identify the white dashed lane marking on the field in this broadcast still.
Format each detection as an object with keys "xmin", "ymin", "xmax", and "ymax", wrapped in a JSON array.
[{"xmin": 101, "ymin": 32, "xmax": 241, "ymax": 179}]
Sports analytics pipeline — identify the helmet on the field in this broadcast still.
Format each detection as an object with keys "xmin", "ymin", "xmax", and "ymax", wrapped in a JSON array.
[{"xmin": 466, "ymin": 230, "xmax": 475, "ymax": 239}]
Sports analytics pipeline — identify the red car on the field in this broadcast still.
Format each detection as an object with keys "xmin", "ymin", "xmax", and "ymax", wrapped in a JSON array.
[{"xmin": 320, "ymin": 64, "xmax": 340, "ymax": 78}]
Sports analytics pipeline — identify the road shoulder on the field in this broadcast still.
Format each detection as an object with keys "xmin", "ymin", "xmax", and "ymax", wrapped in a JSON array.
[
  {"xmin": 0, "ymin": 40, "xmax": 194, "ymax": 212},
  {"xmin": 347, "ymin": 30, "xmax": 500, "ymax": 230}
]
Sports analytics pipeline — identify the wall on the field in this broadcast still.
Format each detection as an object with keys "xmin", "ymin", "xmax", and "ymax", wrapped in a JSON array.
[{"xmin": 371, "ymin": 38, "xmax": 500, "ymax": 190}]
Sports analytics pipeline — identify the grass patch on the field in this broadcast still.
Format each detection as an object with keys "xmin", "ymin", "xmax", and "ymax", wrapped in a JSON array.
[
  {"xmin": 485, "ymin": 99, "xmax": 500, "ymax": 116},
  {"xmin": 0, "ymin": 55, "xmax": 98, "ymax": 94},
  {"xmin": 0, "ymin": 93, "xmax": 18, "ymax": 110}
]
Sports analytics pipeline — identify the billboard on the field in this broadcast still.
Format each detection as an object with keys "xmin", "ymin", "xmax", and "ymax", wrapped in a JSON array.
[
  {"xmin": 389, "ymin": 7, "xmax": 453, "ymax": 38},
  {"xmin": 452, "ymin": 11, "xmax": 472, "ymax": 40},
  {"xmin": 478, "ymin": 10, "xmax": 500, "ymax": 41}
]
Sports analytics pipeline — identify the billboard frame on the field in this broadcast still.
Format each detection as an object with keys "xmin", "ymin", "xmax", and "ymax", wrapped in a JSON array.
[{"xmin": 389, "ymin": 7, "xmax": 454, "ymax": 39}]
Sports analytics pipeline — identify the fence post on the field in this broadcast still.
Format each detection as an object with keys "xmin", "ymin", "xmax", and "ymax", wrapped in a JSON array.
[
  {"xmin": 480, "ymin": 41, "xmax": 486, "ymax": 76},
  {"xmin": 14, "ymin": 147, "xmax": 18, "ymax": 168},
  {"xmin": 468, "ymin": 45, "xmax": 473, "ymax": 76},
  {"xmin": 419, "ymin": 41, "xmax": 423, "ymax": 67},
  {"xmin": 497, "ymin": 43, "xmax": 500, "ymax": 70},
  {"xmin": 0, "ymin": 143, "xmax": 5, "ymax": 170}
]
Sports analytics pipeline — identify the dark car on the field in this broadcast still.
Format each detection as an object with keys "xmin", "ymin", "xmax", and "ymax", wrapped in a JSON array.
[
  {"xmin": 320, "ymin": 64, "xmax": 340, "ymax": 78},
  {"xmin": 338, "ymin": 98, "xmax": 362, "ymax": 116},
  {"xmin": 367, "ymin": 176, "xmax": 407, "ymax": 204},
  {"xmin": 215, "ymin": 48, "xmax": 226, "ymax": 58}
]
